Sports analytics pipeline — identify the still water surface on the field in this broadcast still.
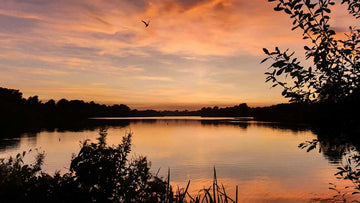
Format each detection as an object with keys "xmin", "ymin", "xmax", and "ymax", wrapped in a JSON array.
[{"xmin": 0, "ymin": 117, "xmax": 346, "ymax": 202}]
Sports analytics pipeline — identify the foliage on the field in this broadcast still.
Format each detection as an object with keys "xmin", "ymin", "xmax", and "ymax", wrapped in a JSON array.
[
  {"xmin": 299, "ymin": 137, "xmax": 360, "ymax": 202},
  {"xmin": 343, "ymin": 0, "xmax": 360, "ymax": 19},
  {"xmin": 69, "ymin": 128, "xmax": 170, "ymax": 202},
  {"xmin": 0, "ymin": 129, "xmax": 170, "ymax": 202},
  {"xmin": 0, "ymin": 150, "xmax": 46, "ymax": 202},
  {"xmin": 186, "ymin": 167, "xmax": 239, "ymax": 203},
  {"xmin": 329, "ymin": 148, "xmax": 360, "ymax": 202},
  {"xmin": 263, "ymin": 0, "xmax": 360, "ymax": 103},
  {"xmin": 0, "ymin": 129, "xmax": 238, "ymax": 202}
]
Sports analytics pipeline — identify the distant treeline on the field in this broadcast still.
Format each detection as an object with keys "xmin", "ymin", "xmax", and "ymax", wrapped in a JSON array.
[
  {"xmin": 0, "ymin": 87, "xmax": 197, "ymax": 134},
  {"xmin": 201, "ymin": 101, "xmax": 359, "ymax": 131},
  {"xmin": 1, "ymin": 87, "xmax": 359, "ymax": 135}
]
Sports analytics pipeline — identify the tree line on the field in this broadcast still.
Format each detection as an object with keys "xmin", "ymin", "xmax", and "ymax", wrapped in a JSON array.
[{"xmin": 2, "ymin": 86, "xmax": 358, "ymax": 133}]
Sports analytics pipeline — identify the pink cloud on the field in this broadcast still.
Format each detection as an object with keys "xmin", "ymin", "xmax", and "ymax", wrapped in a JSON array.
[{"xmin": 0, "ymin": 0, "xmax": 356, "ymax": 108}]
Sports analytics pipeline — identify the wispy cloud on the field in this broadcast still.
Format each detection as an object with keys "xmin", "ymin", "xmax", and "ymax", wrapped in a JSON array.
[
  {"xmin": 0, "ymin": 0, "xmax": 356, "ymax": 109},
  {"xmin": 136, "ymin": 76, "xmax": 174, "ymax": 82},
  {"xmin": 91, "ymin": 83, "xmax": 106, "ymax": 86}
]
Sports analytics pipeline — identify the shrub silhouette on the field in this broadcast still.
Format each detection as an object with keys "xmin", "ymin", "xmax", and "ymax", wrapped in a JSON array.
[
  {"xmin": 263, "ymin": 0, "xmax": 360, "ymax": 103},
  {"xmin": 0, "ymin": 129, "xmax": 239, "ymax": 202},
  {"xmin": 0, "ymin": 129, "xmax": 170, "ymax": 203},
  {"xmin": 69, "ymin": 128, "xmax": 170, "ymax": 202}
]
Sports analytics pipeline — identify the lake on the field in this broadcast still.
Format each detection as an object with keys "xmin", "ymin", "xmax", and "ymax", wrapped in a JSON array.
[{"xmin": 0, "ymin": 117, "xmax": 349, "ymax": 202}]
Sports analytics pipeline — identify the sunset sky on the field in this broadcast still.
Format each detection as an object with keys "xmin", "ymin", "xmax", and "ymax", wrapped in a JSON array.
[{"xmin": 0, "ymin": 0, "xmax": 357, "ymax": 110}]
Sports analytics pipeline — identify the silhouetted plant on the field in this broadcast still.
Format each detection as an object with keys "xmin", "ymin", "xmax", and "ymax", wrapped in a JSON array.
[
  {"xmin": 68, "ymin": 129, "xmax": 238, "ymax": 202},
  {"xmin": 0, "ymin": 149, "xmax": 51, "ymax": 202},
  {"xmin": 0, "ymin": 129, "xmax": 238, "ymax": 202},
  {"xmin": 263, "ymin": 0, "xmax": 360, "ymax": 103},
  {"xmin": 0, "ymin": 129, "xmax": 170, "ymax": 202},
  {"xmin": 186, "ymin": 167, "xmax": 239, "ymax": 203},
  {"xmin": 343, "ymin": 0, "xmax": 360, "ymax": 19},
  {"xmin": 330, "ymin": 149, "xmax": 360, "ymax": 202},
  {"xmin": 299, "ymin": 138, "xmax": 360, "ymax": 201},
  {"xmin": 298, "ymin": 139, "xmax": 320, "ymax": 152},
  {"xmin": 69, "ymin": 128, "xmax": 170, "ymax": 202}
]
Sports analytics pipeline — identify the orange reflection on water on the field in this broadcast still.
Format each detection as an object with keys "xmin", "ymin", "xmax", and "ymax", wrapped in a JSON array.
[
  {"xmin": 0, "ymin": 118, "xmax": 347, "ymax": 202},
  {"xmin": 172, "ymin": 177, "xmax": 337, "ymax": 202}
]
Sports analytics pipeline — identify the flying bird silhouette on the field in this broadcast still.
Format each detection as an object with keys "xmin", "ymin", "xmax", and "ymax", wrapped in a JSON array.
[{"xmin": 142, "ymin": 20, "xmax": 150, "ymax": 27}]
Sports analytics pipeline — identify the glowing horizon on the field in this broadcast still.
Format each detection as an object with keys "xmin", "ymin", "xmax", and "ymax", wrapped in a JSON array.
[{"xmin": 0, "ymin": 0, "xmax": 357, "ymax": 110}]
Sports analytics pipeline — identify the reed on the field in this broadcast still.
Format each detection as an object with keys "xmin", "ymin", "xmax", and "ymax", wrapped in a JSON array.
[
  {"xmin": 0, "ymin": 129, "xmax": 239, "ymax": 203},
  {"xmin": 167, "ymin": 166, "xmax": 239, "ymax": 203}
]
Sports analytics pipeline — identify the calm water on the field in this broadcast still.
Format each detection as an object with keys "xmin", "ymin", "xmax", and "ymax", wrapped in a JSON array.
[{"xmin": 0, "ymin": 117, "xmax": 347, "ymax": 202}]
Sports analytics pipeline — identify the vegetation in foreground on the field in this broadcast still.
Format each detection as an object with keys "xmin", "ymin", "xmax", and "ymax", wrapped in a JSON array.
[
  {"xmin": 300, "ymin": 136, "xmax": 360, "ymax": 202},
  {"xmin": 0, "ymin": 129, "xmax": 238, "ymax": 203},
  {"xmin": 263, "ymin": 0, "xmax": 360, "ymax": 200},
  {"xmin": 263, "ymin": 0, "xmax": 360, "ymax": 103}
]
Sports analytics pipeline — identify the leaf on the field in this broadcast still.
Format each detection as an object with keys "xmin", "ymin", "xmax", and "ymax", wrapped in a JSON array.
[
  {"xmin": 263, "ymin": 48, "xmax": 270, "ymax": 55},
  {"xmin": 328, "ymin": 30, "xmax": 336, "ymax": 36},
  {"xmin": 306, "ymin": 144, "xmax": 316, "ymax": 152},
  {"xmin": 294, "ymin": 4, "xmax": 303, "ymax": 10},
  {"xmin": 284, "ymin": 9, "xmax": 292, "ymax": 14},
  {"xmin": 276, "ymin": 68, "xmax": 284, "ymax": 76},
  {"xmin": 261, "ymin": 58, "xmax": 269, "ymax": 63},
  {"xmin": 275, "ymin": 47, "xmax": 280, "ymax": 53},
  {"xmin": 323, "ymin": 8, "xmax": 331, "ymax": 13},
  {"xmin": 308, "ymin": 3, "xmax": 317, "ymax": 9},
  {"xmin": 272, "ymin": 60, "xmax": 286, "ymax": 68}
]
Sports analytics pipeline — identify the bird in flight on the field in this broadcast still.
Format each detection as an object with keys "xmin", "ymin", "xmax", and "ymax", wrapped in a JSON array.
[{"xmin": 142, "ymin": 20, "xmax": 150, "ymax": 27}]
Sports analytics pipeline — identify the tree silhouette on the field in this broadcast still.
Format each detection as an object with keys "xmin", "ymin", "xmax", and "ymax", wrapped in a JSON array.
[{"xmin": 263, "ymin": 0, "xmax": 360, "ymax": 103}]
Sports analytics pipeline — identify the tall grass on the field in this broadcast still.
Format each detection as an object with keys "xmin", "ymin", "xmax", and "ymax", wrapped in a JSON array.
[
  {"xmin": 0, "ymin": 129, "xmax": 239, "ymax": 202},
  {"xmin": 166, "ymin": 166, "xmax": 238, "ymax": 203}
]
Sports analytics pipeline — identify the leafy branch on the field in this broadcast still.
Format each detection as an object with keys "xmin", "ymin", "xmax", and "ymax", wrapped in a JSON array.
[{"xmin": 264, "ymin": 0, "xmax": 360, "ymax": 103}]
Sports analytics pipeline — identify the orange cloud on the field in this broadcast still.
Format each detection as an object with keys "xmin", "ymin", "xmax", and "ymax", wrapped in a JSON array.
[{"xmin": 0, "ymin": 0, "xmax": 356, "ymax": 109}]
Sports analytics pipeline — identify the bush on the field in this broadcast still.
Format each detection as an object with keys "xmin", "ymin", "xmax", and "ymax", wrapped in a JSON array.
[
  {"xmin": 69, "ymin": 128, "xmax": 170, "ymax": 202},
  {"xmin": 0, "ymin": 129, "xmax": 170, "ymax": 203},
  {"xmin": 0, "ymin": 128, "xmax": 238, "ymax": 202}
]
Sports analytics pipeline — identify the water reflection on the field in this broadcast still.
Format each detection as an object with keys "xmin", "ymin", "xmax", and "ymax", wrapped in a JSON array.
[
  {"xmin": 0, "ymin": 138, "xmax": 20, "ymax": 151},
  {"xmin": 300, "ymin": 127, "xmax": 360, "ymax": 164},
  {"xmin": 201, "ymin": 120, "xmax": 310, "ymax": 132},
  {"xmin": 299, "ymin": 126, "xmax": 360, "ymax": 201},
  {"xmin": 0, "ymin": 117, "xmax": 354, "ymax": 202}
]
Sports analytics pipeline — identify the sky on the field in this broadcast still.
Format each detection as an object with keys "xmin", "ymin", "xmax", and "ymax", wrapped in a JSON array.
[{"xmin": 0, "ymin": 0, "xmax": 357, "ymax": 110}]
